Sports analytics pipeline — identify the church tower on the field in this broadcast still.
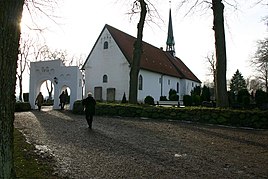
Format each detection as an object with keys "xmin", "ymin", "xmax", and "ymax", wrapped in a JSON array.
[{"xmin": 166, "ymin": 8, "xmax": 175, "ymax": 57}]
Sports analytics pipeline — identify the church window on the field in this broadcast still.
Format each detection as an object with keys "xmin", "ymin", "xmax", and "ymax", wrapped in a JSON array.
[
  {"xmin": 138, "ymin": 75, "xmax": 143, "ymax": 90},
  {"xmin": 104, "ymin": 41, "xmax": 108, "ymax": 49},
  {"xmin": 103, "ymin": 75, "xmax": 108, "ymax": 83},
  {"xmin": 168, "ymin": 79, "xmax": 170, "ymax": 85}
]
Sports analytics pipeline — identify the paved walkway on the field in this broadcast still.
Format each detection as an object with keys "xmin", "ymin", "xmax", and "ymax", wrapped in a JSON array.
[{"xmin": 15, "ymin": 107, "xmax": 268, "ymax": 178}]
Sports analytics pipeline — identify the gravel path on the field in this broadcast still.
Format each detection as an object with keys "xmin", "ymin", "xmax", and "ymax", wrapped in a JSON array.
[{"xmin": 15, "ymin": 107, "xmax": 268, "ymax": 178}]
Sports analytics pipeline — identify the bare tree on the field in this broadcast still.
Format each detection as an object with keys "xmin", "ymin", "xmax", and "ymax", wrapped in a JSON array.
[
  {"xmin": 0, "ymin": 1, "xmax": 24, "ymax": 177},
  {"xmin": 205, "ymin": 52, "xmax": 216, "ymax": 100},
  {"xmin": 212, "ymin": 0, "xmax": 229, "ymax": 107},
  {"xmin": 252, "ymin": 38, "xmax": 268, "ymax": 92},
  {"xmin": 1, "ymin": 0, "xmax": 59, "ymax": 176},
  {"xmin": 129, "ymin": 0, "xmax": 148, "ymax": 104},
  {"xmin": 17, "ymin": 34, "xmax": 34, "ymax": 101},
  {"xmin": 178, "ymin": 0, "xmax": 230, "ymax": 107},
  {"xmin": 246, "ymin": 77, "xmax": 263, "ymax": 94}
]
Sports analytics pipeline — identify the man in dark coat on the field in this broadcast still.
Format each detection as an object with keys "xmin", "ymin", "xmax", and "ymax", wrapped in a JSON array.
[
  {"xmin": 59, "ymin": 91, "xmax": 67, "ymax": 110},
  {"xmin": 35, "ymin": 92, "xmax": 44, "ymax": 111},
  {"xmin": 82, "ymin": 92, "xmax": 96, "ymax": 129}
]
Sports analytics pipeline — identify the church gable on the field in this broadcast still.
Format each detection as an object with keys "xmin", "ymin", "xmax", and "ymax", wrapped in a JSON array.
[{"xmin": 82, "ymin": 26, "xmax": 129, "ymax": 70}]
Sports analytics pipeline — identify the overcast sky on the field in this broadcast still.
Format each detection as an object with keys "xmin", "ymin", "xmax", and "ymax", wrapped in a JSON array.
[{"xmin": 20, "ymin": 0, "xmax": 267, "ymax": 94}]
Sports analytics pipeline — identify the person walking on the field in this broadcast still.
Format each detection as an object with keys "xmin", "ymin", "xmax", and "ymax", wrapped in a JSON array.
[
  {"xmin": 82, "ymin": 92, "xmax": 96, "ymax": 129},
  {"xmin": 35, "ymin": 92, "xmax": 44, "ymax": 111},
  {"xmin": 59, "ymin": 91, "xmax": 67, "ymax": 110}
]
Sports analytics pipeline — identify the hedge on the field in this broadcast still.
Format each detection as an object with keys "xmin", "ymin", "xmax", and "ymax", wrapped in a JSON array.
[
  {"xmin": 15, "ymin": 102, "xmax": 31, "ymax": 112},
  {"xmin": 73, "ymin": 101, "xmax": 268, "ymax": 129}
]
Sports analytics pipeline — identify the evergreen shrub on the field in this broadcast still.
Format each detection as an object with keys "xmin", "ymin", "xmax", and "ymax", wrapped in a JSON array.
[
  {"xmin": 15, "ymin": 102, "xmax": 31, "ymax": 112},
  {"xmin": 255, "ymin": 89, "xmax": 268, "ymax": 109},
  {"xmin": 23, "ymin": 93, "xmax": 29, "ymax": 102},
  {"xmin": 160, "ymin": 96, "xmax": 167, "ymax": 101},
  {"xmin": 73, "ymin": 100, "xmax": 84, "ymax": 114},
  {"xmin": 144, "ymin": 96, "xmax": 155, "ymax": 105},
  {"xmin": 121, "ymin": 93, "xmax": 127, "ymax": 103},
  {"xmin": 183, "ymin": 95, "xmax": 192, "ymax": 106},
  {"xmin": 169, "ymin": 89, "xmax": 179, "ymax": 101}
]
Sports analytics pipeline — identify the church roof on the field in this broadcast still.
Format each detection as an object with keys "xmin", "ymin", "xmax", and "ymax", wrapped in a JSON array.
[{"xmin": 83, "ymin": 24, "xmax": 201, "ymax": 83}]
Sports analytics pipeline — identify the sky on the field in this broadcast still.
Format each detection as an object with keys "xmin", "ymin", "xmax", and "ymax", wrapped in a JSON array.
[{"xmin": 20, "ymin": 0, "xmax": 268, "ymax": 94}]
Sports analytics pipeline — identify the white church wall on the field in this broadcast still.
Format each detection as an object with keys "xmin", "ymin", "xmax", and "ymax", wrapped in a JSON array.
[
  {"xmin": 84, "ymin": 28, "xmax": 130, "ymax": 101},
  {"xmin": 137, "ymin": 70, "xmax": 184, "ymax": 102},
  {"xmin": 181, "ymin": 79, "xmax": 201, "ymax": 96},
  {"xmin": 161, "ymin": 75, "xmax": 182, "ymax": 101},
  {"xmin": 137, "ymin": 69, "xmax": 161, "ymax": 102}
]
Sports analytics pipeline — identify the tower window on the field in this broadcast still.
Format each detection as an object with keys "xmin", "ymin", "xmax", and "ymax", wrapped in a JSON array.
[
  {"xmin": 103, "ymin": 75, "xmax": 108, "ymax": 83},
  {"xmin": 104, "ymin": 41, "xmax": 108, "ymax": 49},
  {"xmin": 138, "ymin": 75, "xmax": 143, "ymax": 90}
]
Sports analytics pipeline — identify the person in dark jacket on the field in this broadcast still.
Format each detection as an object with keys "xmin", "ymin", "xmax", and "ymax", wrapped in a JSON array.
[
  {"xmin": 82, "ymin": 92, "xmax": 96, "ymax": 129},
  {"xmin": 35, "ymin": 92, "xmax": 44, "ymax": 111},
  {"xmin": 59, "ymin": 91, "xmax": 67, "ymax": 110}
]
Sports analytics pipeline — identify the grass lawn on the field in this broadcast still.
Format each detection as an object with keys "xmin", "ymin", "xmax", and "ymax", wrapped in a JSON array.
[{"xmin": 14, "ymin": 129, "xmax": 61, "ymax": 178}]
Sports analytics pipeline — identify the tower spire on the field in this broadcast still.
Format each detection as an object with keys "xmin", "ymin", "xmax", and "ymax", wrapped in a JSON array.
[{"xmin": 166, "ymin": 7, "xmax": 175, "ymax": 57}]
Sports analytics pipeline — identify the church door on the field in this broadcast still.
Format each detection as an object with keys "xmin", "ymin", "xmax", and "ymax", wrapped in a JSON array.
[
  {"xmin": 107, "ymin": 88, "xmax": 115, "ymax": 102},
  {"xmin": 94, "ymin": 87, "xmax": 102, "ymax": 101}
]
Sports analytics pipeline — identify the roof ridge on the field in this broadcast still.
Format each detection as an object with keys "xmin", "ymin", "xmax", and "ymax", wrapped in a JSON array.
[{"xmin": 83, "ymin": 24, "xmax": 201, "ymax": 83}]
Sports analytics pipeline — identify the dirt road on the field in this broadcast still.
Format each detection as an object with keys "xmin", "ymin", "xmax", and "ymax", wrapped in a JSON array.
[{"xmin": 15, "ymin": 107, "xmax": 268, "ymax": 178}]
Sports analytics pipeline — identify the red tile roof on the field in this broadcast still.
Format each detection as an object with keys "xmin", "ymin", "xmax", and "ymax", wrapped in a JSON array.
[
  {"xmin": 106, "ymin": 24, "xmax": 201, "ymax": 83},
  {"xmin": 83, "ymin": 24, "xmax": 201, "ymax": 83}
]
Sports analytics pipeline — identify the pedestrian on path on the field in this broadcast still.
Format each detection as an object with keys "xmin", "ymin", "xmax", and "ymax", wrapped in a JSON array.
[
  {"xmin": 82, "ymin": 92, "xmax": 96, "ymax": 129},
  {"xmin": 35, "ymin": 92, "xmax": 44, "ymax": 111},
  {"xmin": 59, "ymin": 91, "xmax": 67, "ymax": 110}
]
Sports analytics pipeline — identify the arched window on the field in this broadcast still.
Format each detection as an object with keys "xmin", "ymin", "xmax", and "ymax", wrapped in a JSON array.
[
  {"xmin": 104, "ymin": 41, "xmax": 108, "ymax": 49},
  {"xmin": 103, "ymin": 75, "xmax": 108, "ymax": 83},
  {"xmin": 138, "ymin": 75, "xmax": 143, "ymax": 90},
  {"xmin": 177, "ymin": 82, "xmax": 179, "ymax": 93}
]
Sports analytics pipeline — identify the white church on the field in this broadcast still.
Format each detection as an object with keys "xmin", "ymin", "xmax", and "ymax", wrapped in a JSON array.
[{"xmin": 82, "ymin": 9, "xmax": 201, "ymax": 103}]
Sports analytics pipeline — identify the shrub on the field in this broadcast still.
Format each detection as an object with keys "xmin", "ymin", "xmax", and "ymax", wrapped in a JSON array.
[
  {"xmin": 191, "ymin": 86, "xmax": 201, "ymax": 96},
  {"xmin": 121, "ymin": 93, "xmax": 127, "ymax": 103},
  {"xmin": 15, "ymin": 102, "xmax": 31, "ymax": 112},
  {"xmin": 192, "ymin": 95, "xmax": 201, "ymax": 106},
  {"xmin": 23, "ymin": 93, "xmax": 29, "ymax": 102},
  {"xmin": 255, "ymin": 89, "xmax": 268, "ymax": 108},
  {"xmin": 237, "ymin": 89, "xmax": 250, "ymax": 103},
  {"xmin": 43, "ymin": 99, "xmax": 53, "ymax": 106},
  {"xmin": 201, "ymin": 85, "xmax": 211, "ymax": 101},
  {"xmin": 144, "ymin": 96, "xmax": 155, "ymax": 105},
  {"xmin": 73, "ymin": 100, "xmax": 84, "ymax": 114},
  {"xmin": 169, "ymin": 89, "xmax": 178, "ymax": 101},
  {"xmin": 160, "ymin": 96, "xmax": 167, "ymax": 101},
  {"xmin": 183, "ymin": 95, "xmax": 192, "ymax": 106}
]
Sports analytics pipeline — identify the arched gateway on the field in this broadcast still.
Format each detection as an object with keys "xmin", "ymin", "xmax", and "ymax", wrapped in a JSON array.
[{"xmin": 29, "ymin": 60, "xmax": 83, "ymax": 110}]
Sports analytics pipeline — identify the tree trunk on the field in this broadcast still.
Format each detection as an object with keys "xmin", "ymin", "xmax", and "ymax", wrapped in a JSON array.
[
  {"xmin": 265, "ymin": 63, "xmax": 268, "ymax": 92},
  {"xmin": 129, "ymin": 0, "xmax": 147, "ymax": 104},
  {"xmin": 0, "ymin": 1, "xmax": 24, "ymax": 178},
  {"xmin": 19, "ymin": 75, "xmax": 23, "ymax": 101},
  {"xmin": 212, "ymin": 0, "xmax": 229, "ymax": 108}
]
